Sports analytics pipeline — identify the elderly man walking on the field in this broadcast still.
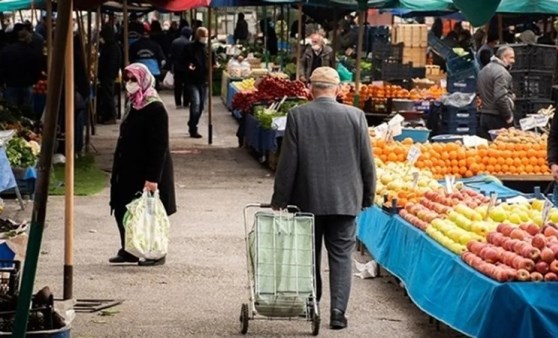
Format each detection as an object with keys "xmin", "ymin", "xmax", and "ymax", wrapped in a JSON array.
[
  {"xmin": 300, "ymin": 33, "xmax": 336, "ymax": 83},
  {"xmin": 477, "ymin": 46, "xmax": 516, "ymax": 139},
  {"xmin": 271, "ymin": 67, "xmax": 376, "ymax": 330}
]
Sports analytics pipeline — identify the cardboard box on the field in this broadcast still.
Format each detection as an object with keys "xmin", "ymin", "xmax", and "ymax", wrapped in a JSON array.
[
  {"xmin": 403, "ymin": 47, "xmax": 427, "ymax": 67},
  {"xmin": 426, "ymin": 65, "xmax": 441, "ymax": 76},
  {"xmin": 392, "ymin": 24, "xmax": 428, "ymax": 48}
]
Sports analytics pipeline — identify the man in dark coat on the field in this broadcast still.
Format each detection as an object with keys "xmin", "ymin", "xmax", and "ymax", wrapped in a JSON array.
[
  {"xmin": 97, "ymin": 24, "xmax": 122, "ymax": 124},
  {"xmin": 300, "ymin": 33, "xmax": 336, "ymax": 83},
  {"xmin": 260, "ymin": 18, "xmax": 278, "ymax": 56},
  {"xmin": 271, "ymin": 67, "xmax": 375, "ymax": 331},
  {"xmin": 129, "ymin": 25, "xmax": 166, "ymax": 86},
  {"xmin": 169, "ymin": 26, "xmax": 192, "ymax": 108},
  {"xmin": 0, "ymin": 29, "xmax": 42, "ymax": 111},
  {"xmin": 233, "ymin": 13, "xmax": 249, "ymax": 44}
]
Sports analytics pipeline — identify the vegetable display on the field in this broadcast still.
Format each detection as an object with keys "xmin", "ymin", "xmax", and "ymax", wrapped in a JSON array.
[{"xmin": 5, "ymin": 136, "xmax": 39, "ymax": 168}]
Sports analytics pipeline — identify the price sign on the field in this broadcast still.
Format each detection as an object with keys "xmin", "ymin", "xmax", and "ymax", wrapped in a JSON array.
[
  {"xmin": 375, "ymin": 123, "xmax": 388, "ymax": 139},
  {"xmin": 388, "ymin": 114, "xmax": 404, "ymax": 128},
  {"xmin": 388, "ymin": 124, "xmax": 402, "ymax": 137},
  {"xmin": 533, "ymin": 115, "xmax": 550, "ymax": 128},
  {"xmin": 411, "ymin": 171, "xmax": 420, "ymax": 189},
  {"xmin": 462, "ymin": 135, "xmax": 488, "ymax": 148},
  {"xmin": 407, "ymin": 145, "xmax": 421, "ymax": 166},
  {"xmin": 485, "ymin": 192, "xmax": 498, "ymax": 221},
  {"xmin": 444, "ymin": 175, "xmax": 455, "ymax": 194},
  {"xmin": 520, "ymin": 116, "xmax": 536, "ymax": 131},
  {"xmin": 542, "ymin": 198, "xmax": 554, "ymax": 224}
]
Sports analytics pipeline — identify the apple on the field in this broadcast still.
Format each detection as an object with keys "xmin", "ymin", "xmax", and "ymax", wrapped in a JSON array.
[
  {"xmin": 549, "ymin": 244, "xmax": 558, "ymax": 257},
  {"xmin": 497, "ymin": 223, "xmax": 514, "ymax": 236},
  {"xmin": 543, "ymin": 225, "xmax": 558, "ymax": 238},
  {"xmin": 487, "ymin": 232, "xmax": 504, "ymax": 246},
  {"xmin": 517, "ymin": 269, "xmax": 531, "ymax": 281},
  {"xmin": 513, "ymin": 240, "xmax": 528, "ymax": 254},
  {"xmin": 536, "ymin": 261, "xmax": 550, "ymax": 275},
  {"xmin": 467, "ymin": 240, "xmax": 484, "ymax": 254},
  {"xmin": 480, "ymin": 247, "xmax": 500, "ymax": 264},
  {"xmin": 531, "ymin": 234, "xmax": 547, "ymax": 250},
  {"xmin": 530, "ymin": 271, "xmax": 544, "ymax": 282},
  {"xmin": 520, "ymin": 246, "xmax": 541, "ymax": 261},
  {"xmin": 540, "ymin": 248, "xmax": 555, "ymax": 264},
  {"xmin": 518, "ymin": 258, "xmax": 535, "ymax": 272},
  {"xmin": 544, "ymin": 272, "xmax": 558, "ymax": 281},
  {"xmin": 502, "ymin": 252, "xmax": 517, "ymax": 267},
  {"xmin": 526, "ymin": 223, "xmax": 541, "ymax": 236},
  {"xmin": 502, "ymin": 238, "xmax": 516, "ymax": 251},
  {"xmin": 494, "ymin": 268, "xmax": 510, "ymax": 282},
  {"xmin": 510, "ymin": 228, "xmax": 528, "ymax": 241}
]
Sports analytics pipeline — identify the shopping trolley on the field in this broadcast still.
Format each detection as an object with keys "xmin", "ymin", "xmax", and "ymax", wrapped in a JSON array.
[{"xmin": 239, "ymin": 204, "xmax": 320, "ymax": 335}]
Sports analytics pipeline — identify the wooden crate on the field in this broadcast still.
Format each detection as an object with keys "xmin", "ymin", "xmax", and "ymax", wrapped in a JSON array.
[
  {"xmin": 392, "ymin": 24, "xmax": 428, "ymax": 48},
  {"xmin": 403, "ymin": 47, "xmax": 427, "ymax": 67},
  {"xmin": 426, "ymin": 65, "xmax": 441, "ymax": 76}
]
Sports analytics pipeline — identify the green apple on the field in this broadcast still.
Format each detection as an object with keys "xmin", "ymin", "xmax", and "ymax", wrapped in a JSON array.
[{"xmin": 550, "ymin": 210, "xmax": 558, "ymax": 223}]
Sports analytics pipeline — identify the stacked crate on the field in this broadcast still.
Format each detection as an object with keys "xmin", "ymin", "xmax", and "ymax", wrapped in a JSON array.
[
  {"xmin": 507, "ymin": 44, "xmax": 557, "ymax": 121},
  {"xmin": 440, "ymin": 102, "xmax": 478, "ymax": 135},
  {"xmin": 392, "ymin": 24, "xmax": 428, "ymax": 67}
]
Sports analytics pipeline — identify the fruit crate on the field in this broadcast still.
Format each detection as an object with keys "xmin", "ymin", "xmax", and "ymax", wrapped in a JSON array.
[
  {"xmin": 446, "ymin": 51, "xmax": 477, "ymax": 77},
  {"xmin": 392, "ymin": 24, "xmax": 428, "ymax": 48},
  {"xmin": 447, "ymin": 74, "xmax": 477, "ymax": 93},
  {"xmin": 441, "ymin": 105, "xmax": 477, "ymax": 124},
  {"xmin": 511, "ymin": 70, "xmax": 554, "ymax": 99},
  {"xmin": 0, "ymin": 260, "xmax": 21, "ymax": 297},
  {"xmin": 378, "ymin": 61, "xmax": 411, "ymax": 81},
  {"xmin": 372, "ymin": 42, "xmax": 404, "ymax": 63},
  {"xmin": 403, "ymin": 47, "xmax": 427, "ymax": 67},
  {"xmin": 428, "ymin": 32, "xmax": 457, "ymax": 59},
  {"xmin": 513, "ymin": 98, "xmax": 555, "ymax": 121},
  {"xmin": 530, "ymin": 45, "xmax": 557, "ymax": 72},
  {"xmin": 440, "ymin": 123, "xmax": 476, "ymax": 135}
]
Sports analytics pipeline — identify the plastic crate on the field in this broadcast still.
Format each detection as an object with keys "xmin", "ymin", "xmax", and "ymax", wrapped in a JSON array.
[
  {"xmin": 440, "ymin": 124, "xmax": 476, "ymax": 135},
  {"xmin": 447, "ymin": 75, "xmax": 477, "ymax": 93},
  {"xmin": 511, "ymin": 70, "xmax": 554, "ymax": 99},
  {"xmin": 446, "ymin": 52, "xmax": 477, "ymax": 76},
  {"xmin": 506, "ymin": 44, "xmax": 531, "ymax": 70},
  {"xmin": 428, "ymin": 32, "xmax": 457, "ymax": 59},
  {"xmin": 513, "ymin": 99, "xmax": 555, "ymax": 121},
  {"xmin": 372, "ymin": 42, "xmax": 403, "ymax": 63},
  {"xmin": 379, "ymin": 61, "xmax": 411, "ymax": 81},
  {"xmin": 530, "ymin": 45, "xmax": 557, "ymax": 72},
  {"xmin": 410, "ymin": 67, "xmax": 426, "ymax": 79},
  {"xmin": 441, "ymin": 105, "xmax": 477, "ymax": 124},
  {"xmin": 394, "ymin": 128, "xmax": 431, "ymax": 143}
]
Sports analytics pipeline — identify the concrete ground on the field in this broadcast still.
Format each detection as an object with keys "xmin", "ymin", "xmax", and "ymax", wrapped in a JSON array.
[{"xmin": 2, "ymin": 92, "xmax": 465, "ymax": 337}]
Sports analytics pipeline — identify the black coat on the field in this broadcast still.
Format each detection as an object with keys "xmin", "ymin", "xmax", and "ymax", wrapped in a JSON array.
[
  {"xmin": 548, "ymin": 116, "xmax": 558, "ymax": 167},
  {"xmin": 0, "ymin": 41, "xmax": 42, "ymax": 87},
  {"xmin": 182, "ymin": 41, "xmax": 215, "ymax": 85},
  {"xmin": 110, "ymin": 101, "xmax": 176, "ymax": 216}
]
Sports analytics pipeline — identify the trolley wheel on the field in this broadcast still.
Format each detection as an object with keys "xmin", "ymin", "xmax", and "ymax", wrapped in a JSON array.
[
  {"xmin": 309, "ymin": 307, "xmax": 320, "ymax": 335},
  {"xmin": 240, "ymin": 303, "xmax": 249, "ymax": 334}
]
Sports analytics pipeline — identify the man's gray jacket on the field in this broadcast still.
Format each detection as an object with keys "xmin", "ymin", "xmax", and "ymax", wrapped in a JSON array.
[
  {"xmin": 271, "ymin": 97, "xmax": 376, "ymax": 216},
  {"xmin": 477, "ymin": 56, "xmax": 515, "ymax": 121}
]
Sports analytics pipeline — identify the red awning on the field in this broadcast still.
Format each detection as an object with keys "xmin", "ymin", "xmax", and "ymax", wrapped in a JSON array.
[{"xmin": 74, "ymin": 0, "xmax": 210, "ymax": 11}]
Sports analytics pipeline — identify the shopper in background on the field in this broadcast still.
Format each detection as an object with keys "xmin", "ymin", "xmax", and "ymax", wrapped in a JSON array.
[
  {"xmin": 233, "ymin": 12, "xmax": 249, "ymax": 45},
  {"xmin": 300, "ymin": 33, "xmax": 335, "ymax": 83},
  {"xmin": 477, "ymin": 34, "xmax": 499, "ymax": 69},
  {"xmin": 170, "ymin": 26, "xmax": 193, "ymax": 109},
  {"xmin": 182, "ymin": 27, "xmax": 215, "ymax": 138},
  {"xmin": 129, "ymin": 24, "xmax": 166, "ymax": 88},
  {"xmin": 271, "ymin": 67, "xmax": 375, "ymax": 331},
  {"xmin": 477, "ymin": 46, "xmax": 516, "ymax": 139},
  {"xmin": 109, "ymin": 63, "xmax": 176, "ymax": 266},
  {"xmin": 97, "ymin": 23, "xmax": 122, "ymax": 124},
  {"xmin": 150, "ymin": 20, "xmax": 170, "ymax": 60}
]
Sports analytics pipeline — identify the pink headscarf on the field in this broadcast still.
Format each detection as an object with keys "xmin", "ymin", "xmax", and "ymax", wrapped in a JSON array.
[{"xmin": 124, "ymin": 63, "xmax": 162, "ymax": 110}]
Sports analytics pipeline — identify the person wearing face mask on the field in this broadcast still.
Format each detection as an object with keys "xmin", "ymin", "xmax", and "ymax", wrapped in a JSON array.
[
  {"xmin": 300, "ymin": 33, "xmax": 336, "ymax": 83},
  {"xmin": 271, "ymin": 66, "xmax": 375, "ymax": 331},
  {"xmin": 182, "ymin": 27, "xmax": 216, "ymax": 138},
  {"xmin": 477, "ymin": 46, "xmax": 516, "ymax": 139},
  {"xmin": 109, "ymin": 63, "xmax": 176, "ymax": 266}
]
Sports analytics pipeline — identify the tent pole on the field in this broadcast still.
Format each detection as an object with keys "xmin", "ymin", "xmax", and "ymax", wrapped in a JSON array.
[
  {"xmin": 354, "ymin": 10, "xmax": 365, "ymax": 107},
  {"xmin": 18, "ymin": 10, "xmax": 23, "ymax": 24},
  {"xmin": 498, "ymin": 14, "xmax": 503, "ymax": 44},
  {"xmin": 12, "ymin": 0, "xmax": 73, "ymax": 333},
  {"xmin": 295, "ymin": 3, "xmax": 302, "ymax": 80},
  {"xmin": 46, "ymin": 0, "xmax": 53, "ymax": 73},
  {"xmin": 123, "ymin": 0, "xmax": 129, "ymax": 66},
  {"xmin": 208, "ymin": 6, "xmax": 213, "ymax": 145},
  {"xmin": 91, "ymin": 6, "xmax": 101, "ymax": 134},
  {"xmin": 86, "ymin": 10, "xmax": 92, "ymax": 150},
  {"xmin": 64, "ymin": 7, "xmax": 75, "ymax": 301}
]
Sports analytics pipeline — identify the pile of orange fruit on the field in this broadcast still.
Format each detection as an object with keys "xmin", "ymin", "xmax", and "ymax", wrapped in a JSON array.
[
  {"xmin": 372, "ymin": 138, "xmax": 550, "ymax": 179},
  {"xmin": 338, "ymin": 83, "xmax": 446, "ymax": 107}
]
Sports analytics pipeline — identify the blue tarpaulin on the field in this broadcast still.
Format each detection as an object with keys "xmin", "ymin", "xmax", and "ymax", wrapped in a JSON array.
[
  {"xmin": 357, "ymin": 203, "xmax": 558, "ymax": 338},
  {"xmin": 0, "ymin": 148, "xmax": 16, "ymax": 193}
]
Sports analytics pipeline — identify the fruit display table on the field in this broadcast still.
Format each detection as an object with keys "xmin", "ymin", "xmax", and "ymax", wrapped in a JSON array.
[
  {"xmin": 357, "ymin": 202, "xmax": 558, "ymax": 338},
  {"xmin": 244, "ymin": 113, "xmax": 281, "ymax": 155}
]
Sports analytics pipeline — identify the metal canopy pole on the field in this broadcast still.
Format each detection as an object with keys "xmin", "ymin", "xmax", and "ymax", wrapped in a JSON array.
[
  {"xmin": 354, "ymin": 10, "xmax": 365, "ymax": 107},
  {"xmin": 123, "ymin": 0, "xmax": 129, "ymax": 66},
  {"xmin": 295, "ymin": 3, "xmax": 302, "ymax": 80},
  {"xmin": 64, "ymin": 7, "xmax": 75, "ymax": 301},
  {"xmin": 46, "ymin": 0, "xmax": 53, "ymax": 72},
  {"xmin": 13, "ymin": 0, "xmax": 73, "ymax": 335},
  {"xmin": 208, "ymin": 6, "xmax": 213, "ymax": 145}
]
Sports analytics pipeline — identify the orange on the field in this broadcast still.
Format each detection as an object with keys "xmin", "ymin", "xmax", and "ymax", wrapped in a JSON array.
[
  {"xmin": 501, "ymin": 164, "xmax": 509, "ymax": 173},
  {"xmin": 497, "ymin": 157, "xmax": 505, "ymax": 165},
  {"xmin": 458, "ymin": 159, "xmax": 467, "ymax": 167},
  {"xmin": 465, "ymin": 170, "xmax": 474, "ymax": 177},
  {"xmin": 494, "ymin": 164, "xmax": 502, "ymax": 172},
  {"xmin": 505, "ymin": 158, "xmax": 514, "ymax": 166},
  {"xmin": 488, "ymin": 157, "xmax": 497, "ymax": 165},
  {"xmin": 525, "ymin": 164, "xmax": 534, "ymax": 173},
  {"xmin": 397, "ymin": 153, "xmax": 406, "ymax": 162},
  {"xmin": 486, "ymin": 164, "xmax": 495, "ymax": 173},
  {"xmin": 387, "ymin": 153, "xmax": 397, "ymax": 162},
  {"xmin": 478, "ymin": 149, "xmax": 488, "ymax": 158},
  {"xmin": 401, "ymin": 137, "xmax": 414, "ymax": 145}
]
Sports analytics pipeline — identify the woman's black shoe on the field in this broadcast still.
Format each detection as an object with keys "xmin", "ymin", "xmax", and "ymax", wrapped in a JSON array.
[
  {"xmin": 108, "ymin": 249, "xmax": 139, "ymax": 263},
  {"xmin": 138, "ymin": 256, "xmax": 166, "ymax": 266}
]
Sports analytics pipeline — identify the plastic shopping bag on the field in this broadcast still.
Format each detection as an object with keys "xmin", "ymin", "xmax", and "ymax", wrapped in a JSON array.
[
  {"xmin": 123, "ymin": 189, "xmax": 170, "ymax": 260},
  {"xmin": 162, "ymin": 71, "xmax": 174, "ymax": 89}
]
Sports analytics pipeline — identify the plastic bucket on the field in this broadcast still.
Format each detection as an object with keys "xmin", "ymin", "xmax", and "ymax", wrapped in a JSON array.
[{"xmin": 394, "ymin": 128, "xmax": 431, "ymax": 143}]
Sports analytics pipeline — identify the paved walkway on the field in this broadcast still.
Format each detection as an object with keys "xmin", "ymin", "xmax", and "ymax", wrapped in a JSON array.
[{"xmin": 3, "ymin": 92, "xmax": 464, "ymax": 337}]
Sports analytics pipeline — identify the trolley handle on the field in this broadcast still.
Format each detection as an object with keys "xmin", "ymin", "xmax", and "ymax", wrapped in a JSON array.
[{"xmin": 259, "ymin": 203, "xmax": 301, "ymax": 213}]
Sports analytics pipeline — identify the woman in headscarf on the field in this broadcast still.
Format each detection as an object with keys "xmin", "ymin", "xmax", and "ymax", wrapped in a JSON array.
[{"xmin": 109, "ymin": 63, "xmax": 176, "ymax": 266}]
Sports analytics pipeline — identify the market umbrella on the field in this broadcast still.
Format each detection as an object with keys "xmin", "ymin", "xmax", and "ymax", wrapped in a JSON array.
[{"xmin": 452, "ymin": 0, "xmax": 503, "ymax": 26}]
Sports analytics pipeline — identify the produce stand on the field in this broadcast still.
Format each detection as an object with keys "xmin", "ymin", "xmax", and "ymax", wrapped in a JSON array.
[
  {"xmin": 494, "ymin": 175, "xmax": 554, "ymax": 195},
  {"xmin": 357, "ymin": 203, "xmax": 558, "ymax": 338}
]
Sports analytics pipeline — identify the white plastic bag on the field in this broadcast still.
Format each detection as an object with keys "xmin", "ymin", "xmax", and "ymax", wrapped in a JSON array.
[
  {"xmin": 123, "ymin": 189, "xmax": 170, "ymax": 260},
  {"xmin": 162, "ymin": 71, "xmax": 174, "ymax": 89}
]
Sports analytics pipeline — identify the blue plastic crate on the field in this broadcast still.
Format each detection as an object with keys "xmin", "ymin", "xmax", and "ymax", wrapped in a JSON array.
[
  {"xmin": 428, "ymin": 32, "xmax": 457, "ymax": 59},
  {"xmin": 447, "ymin": 75, "xmax": 477, "ymax": 93},
  {"xmin": 447, "ymin": 53, "xmax": 477, "ymax": 76},
  {"xmin": 442, "ymin": 105, "xmax": 477, "ymax": 124},
  {"xmin": 440, "ymin": 123, "xmax": 476, "ymax": 135},
  {"xmin": 394, "ymin": 128, "xmax": 431, "ymax": 143}
]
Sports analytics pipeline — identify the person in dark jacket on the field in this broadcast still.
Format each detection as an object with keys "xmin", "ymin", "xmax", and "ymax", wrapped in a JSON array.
[
  {"xmin": 109, "ymin": 63, "xmax": 176, "ymax": 266},
  {"xmin": 97, "ymin": 24, "xmax": 122, "ymax": 124},
  {"xmin": 300, "ymin": 33, "xmax": 336, "ymax": 83},
  {"xmin": 233, "ymin": 13, "xmax": 249, "ymax": 44},
  {"xmin": 477, "ymin": 46, "xmax": 516, "ymax": 139},
  {"xmin": 477, "ymin": 34, "xmax": 498, "ymax": 69},
  {"xmin": 150, "ymin": 20, "xmax": 170, "ymax": 60},
  {"xmin": 0, "ymin": 29, "xmax": 42, "ymax": 111},
  {"xmin": 129, "ymin": 25, "xmax": 166, "ymax": 87},
  {"xmin": 169, "ymin": 26, "xmax": 192, "ymax": 108},
  {"xmin": 183, "ymin": 27, "xmax": 215, "ymax": 138},
  {"xmin": 260, "ymin": 18, "xmax": 278, "ymax": 56}
]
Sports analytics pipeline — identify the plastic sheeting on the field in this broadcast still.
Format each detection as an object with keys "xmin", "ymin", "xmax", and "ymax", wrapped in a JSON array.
[
  {"xmin": 357, "ymin": 205, "xmax": 558, "ymax": 338},
  {"xmin": 0, "ymin": 148, "xmax": 16, "ymax": 194}
]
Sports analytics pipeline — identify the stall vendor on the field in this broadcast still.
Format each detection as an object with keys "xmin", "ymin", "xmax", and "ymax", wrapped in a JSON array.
[{"xmin": 300, "ymin": 33, "xmax": 335, "ymax": 83}]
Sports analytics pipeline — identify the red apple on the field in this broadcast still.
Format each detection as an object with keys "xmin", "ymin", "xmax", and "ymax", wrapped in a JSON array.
[
  {"xmin": 545, "ymin": 272, "xmax": 558, "ymax": 281},
  {"xmin": 550, "ymin": 260, "xmax": 558, "ymax": 274},
  {"xmin": 518, "ymin": 258, "xmax": 535, "ymax": 272},
  {"xmin": 520, "ymin": 246, "xmax": 541, "ymax": 261},
  {"xmin": 513, "ymin": 240, "xmax": 528, "ymax": 254},
  {"xmin": 494, "ymin": 268, "xmax": 510, "ymax": 282},
  {"xmin": 526, "ymin": 223, "xmax": 541, "ymax": 236},
  {"xmin": 481, "ymin": 247, "xmax": 500, "ymax": 264},
  {"xmin": 531, "ymin": 234, "xmax": 547, "ymax": 250},
  {"xmin": 543, "ymin": 225, "xmax": 558, "ymax": 238},
  {"xmin": 530, "ymin": 271, "xmax": 544, "ymax": 282},
  {"xmin": 536, "ymin": 261, "xmax": 550, "ymax": 275},
  {"xmin": 487, "ymin": 232, "xmax": 506, "ymax": 247},
  {"xmin": 497, "ymin": 223, "xmax": 514, "ymax": 236},
  {"xmin": 467, "ymin": 241, "xmax": 485, "ymax": 254},
  {"xmin": 502, "ymin": 238, "xmax": 517, "ymax": 251},
  {"xmin": 510, "ymin": 228, "xmax": 527, "ymax": 241},
  {"xmin": 541, "ymin": 248, "xmax": 555, "ymax": 264},
  {"xmin": 516, "ymin": 269, "xmax": 531, "ymax": 281}
]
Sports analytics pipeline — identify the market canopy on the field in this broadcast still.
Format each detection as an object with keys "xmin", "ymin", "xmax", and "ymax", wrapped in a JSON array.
[
  {"xmin": 452, "ymin": 0, "xmax": 502, "ymax": 26},
  {"xmin": 496, "ymin": 0, "xmax": 558, "ymax": 15}
]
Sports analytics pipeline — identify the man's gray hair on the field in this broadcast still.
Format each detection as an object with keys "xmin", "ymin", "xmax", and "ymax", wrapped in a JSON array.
[
  {"xmin": 495, "ymin": 46, "xmax": 514, "ymax": 58},
  {"xmin": 311, "ymin": 82, "xmax": 338, "ymax": 90}
]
